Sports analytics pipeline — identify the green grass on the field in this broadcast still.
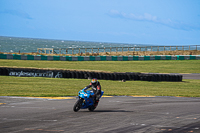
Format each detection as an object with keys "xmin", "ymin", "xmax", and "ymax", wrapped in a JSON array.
[
  {"xmin": 0, "ymin": 59, "xmax": 200, "ymax": 73},
  {"xmin": 1, "ymin": 59, "xmax": 200, "ymax": 97},
  {"xmin": 0, "ymin": 76, "xmax": 200, "ymax": 97}
]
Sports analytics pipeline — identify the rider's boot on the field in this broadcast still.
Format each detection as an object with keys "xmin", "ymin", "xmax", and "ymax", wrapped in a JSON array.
[{"xmin": 94, "ymin": 100, "xmax": 99, "ymax": 107}]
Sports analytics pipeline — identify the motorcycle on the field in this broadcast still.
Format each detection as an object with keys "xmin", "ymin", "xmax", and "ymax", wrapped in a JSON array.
[{"xmin": 73, "ymin": 88, "xmax": 104, "ymax": 112}]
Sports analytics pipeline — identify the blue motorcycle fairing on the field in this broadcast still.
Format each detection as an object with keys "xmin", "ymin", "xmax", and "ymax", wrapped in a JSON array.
[{"xmin": 78, "ymin": 89, "xmax": 104, "ymax": 109}]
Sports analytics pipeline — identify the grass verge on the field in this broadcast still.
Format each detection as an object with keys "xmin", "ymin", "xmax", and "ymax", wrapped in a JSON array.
[
  {"xmin": 0, "ymin": 76, "xmax": 200, "ymax": 97},
  {"xmin": 0, "ymin": 59, "xmax": 200, "ymax": 73}
]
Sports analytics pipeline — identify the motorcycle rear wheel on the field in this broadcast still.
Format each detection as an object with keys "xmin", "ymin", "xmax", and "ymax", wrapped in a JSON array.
[
  {"xmin": 73, "ymin": 99, "xmax": 83, "ymax": 112},
  {"xmin": 88, "ymin": 105, "xmax": 96, "ymax": 111}
]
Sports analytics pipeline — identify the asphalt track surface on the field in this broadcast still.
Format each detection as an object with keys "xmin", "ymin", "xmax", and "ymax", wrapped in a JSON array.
[
  {"xmin": 145, "ymin": 73, "xmax": 200, "ymax": 80},
  {"xmin": 182, "ymin": 73, "xmax": 200, "ymax": 80},
  {"xmin": 1, "ymin": 96, "xmax": 200, "ymax": 133}
]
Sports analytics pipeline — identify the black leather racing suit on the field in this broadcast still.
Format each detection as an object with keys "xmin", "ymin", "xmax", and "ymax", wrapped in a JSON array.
[{"xmin": 85, "ymin": 82, "xmax": 101, "ymax": 101}]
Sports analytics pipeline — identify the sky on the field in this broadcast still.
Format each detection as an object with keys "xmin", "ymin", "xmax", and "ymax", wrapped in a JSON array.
[{"xmin": 0, "ymin": 0, "xmax": 200, "ymax": 45}]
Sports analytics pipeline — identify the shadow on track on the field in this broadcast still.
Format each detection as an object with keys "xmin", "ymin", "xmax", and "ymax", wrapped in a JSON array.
[{"xmin": 90, "ymin": 110, "xmax": 133, "ymax": 112}]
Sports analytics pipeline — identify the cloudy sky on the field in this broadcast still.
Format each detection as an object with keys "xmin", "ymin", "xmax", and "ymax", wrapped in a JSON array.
[{"xmin": 0, "ymin": 0, "xmax": 200, "ymax": 45}]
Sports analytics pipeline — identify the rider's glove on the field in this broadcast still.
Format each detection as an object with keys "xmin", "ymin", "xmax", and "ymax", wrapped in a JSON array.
[{"xmin": 83, "ymin": 87, "xmax": 87, "ymax": 92}]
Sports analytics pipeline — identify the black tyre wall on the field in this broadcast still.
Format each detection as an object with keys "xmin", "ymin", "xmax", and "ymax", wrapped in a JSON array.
[
  {"xmin": 0, "ymin": 67, "xmax": 182, "ymax": 82},
  {"xmin": 0, "ymin": 67, "xmax": 9, "ymax": 76}
]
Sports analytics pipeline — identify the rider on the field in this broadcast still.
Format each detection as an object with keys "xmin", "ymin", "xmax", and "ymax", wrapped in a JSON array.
[{"xmin": 84, "ymin": 78, "xmax": 101, "ymax": 107}]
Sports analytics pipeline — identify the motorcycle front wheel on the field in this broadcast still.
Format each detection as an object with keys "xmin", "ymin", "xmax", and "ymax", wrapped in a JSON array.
[{"xmin": 73, "ymin": 99, "xmax": 83, "ymax": 112}]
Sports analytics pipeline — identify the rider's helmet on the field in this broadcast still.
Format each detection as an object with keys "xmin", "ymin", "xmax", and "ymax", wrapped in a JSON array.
[{"xmin": 91, "ymin": 78, "xmax": 98, "ymax": 86}]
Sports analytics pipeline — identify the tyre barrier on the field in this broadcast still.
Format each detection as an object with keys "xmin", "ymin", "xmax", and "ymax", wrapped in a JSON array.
[{"xmin": 0, "ymin": 67, "xmax": 182, "ymax": 82}]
